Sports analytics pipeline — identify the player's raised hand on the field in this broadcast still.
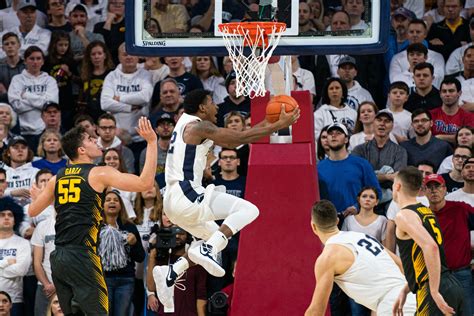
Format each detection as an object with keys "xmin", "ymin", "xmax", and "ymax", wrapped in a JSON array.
[
  {"xmin": 431, "ymin": 292, "xmax": 455, "ymax": 315},
  {"xmin": 136, "ymin": 117, "xmax": 157, "ymax": 143},
  {"xmin": 30, "ymin": 183, "xmax": 42, "ymax": 202},
  {"xmin": 277, "ymin": 105, "xmax": 300, "ymax": 128}
]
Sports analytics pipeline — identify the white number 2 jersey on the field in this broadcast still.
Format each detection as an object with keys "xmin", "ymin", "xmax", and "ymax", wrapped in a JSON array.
[
  {"xmin": 326, "ymin": 231, "xmax": 408, "ymax": 311},
  {"xmin": 165, "ymin": 113, "xmax": 214, "ymax": 188}
]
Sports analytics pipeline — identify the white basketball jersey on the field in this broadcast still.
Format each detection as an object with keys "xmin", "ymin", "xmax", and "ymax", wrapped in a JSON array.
[
  {"xmin": 165, "ymin": 113, "xmax": 214, "ymax": 187},
  {"xmin": 326, "ymin": 231, "xmax": 408, "ymax": 311}
]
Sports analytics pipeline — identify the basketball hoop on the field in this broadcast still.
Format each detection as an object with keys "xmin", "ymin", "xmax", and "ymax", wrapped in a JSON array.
[{"xmin": 219, "ymin": 22, "xmax": 286, "ymax": 98}]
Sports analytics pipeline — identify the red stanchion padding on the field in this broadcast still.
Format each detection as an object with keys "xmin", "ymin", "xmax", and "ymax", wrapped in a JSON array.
[{"xmin": 231, "ymin": 90, "xmax": 325, "ymax": 315}]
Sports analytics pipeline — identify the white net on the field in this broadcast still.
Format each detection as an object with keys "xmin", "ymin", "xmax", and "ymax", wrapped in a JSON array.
[{"xmin": 219, "ymin": 22, "xmax": 285, "ymax": 98}]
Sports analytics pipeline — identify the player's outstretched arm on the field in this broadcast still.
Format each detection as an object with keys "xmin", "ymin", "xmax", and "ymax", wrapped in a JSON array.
[
  {"xmin": 305, "ymin": 251, "xmax": 335, "ymax": 316},
  {"xmin": 95, "ymin": 117, "xmax": 158, "ymax": 192},
  {"xmin": 395, "ymin": 210, "xmax": 455, "ymax": 315},
  {"xmin": 192, "ymin": 105, "xmax": 300, "ymax": 148},
  {"xmin": 28, "ymin": 176, "xmax": 56, "ymax": 217}
]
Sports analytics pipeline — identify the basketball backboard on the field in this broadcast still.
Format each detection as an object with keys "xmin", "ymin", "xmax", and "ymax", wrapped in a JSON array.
[{"xmin": 126, "ymin": 0, "xmax": 389, "ymax": 56}]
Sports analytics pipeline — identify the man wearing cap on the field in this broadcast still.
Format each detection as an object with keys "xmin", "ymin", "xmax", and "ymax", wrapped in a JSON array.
[
  {"xmin": 139, "ymin": 112, "xmax": 175, "ymax": 176},
  {"xmin": 0, "ymin": 0, "xmax": 51, "ymax": 60},
  {"xmin": 353, "ymin": 111, "xmax": 407, "ymax": 204},
  {"xmin": 336, "ymin": 56, "xmax": 374, "ymax": 111},
  {"xmin": 318, "ymin": 122, "xmax": 382, "ymax": 216},
  {"xmin": 216, "ymin": 71, "xmax": 250, "ymax": 127},
  {"xmin": 95, "ymin": 113, "xmax": 135, "ymax": 174},
  {"xmin": 427, "ymin": 0, "xmax": 470, "ymax": 60},
  {"xmin": 2, "ymin": 136, "xmax": 39, "ymax": 206},
  {"xmin": 390, "ymin": 19, "xmax": 445, "ymax": 90},
  {"xmin": 0, "ymin": 197, "xmax": 32, "ymax": 316},
  {"xmin": 67, "ymin": 3, "xmax": 104, "ymax": 62},
  {"xmin": 391, "ymin": 7, "xmax": 415, "ymax": 51},
  {"xmin": 40, "ymin": 102, "xmax": 62, "ymax": 134},
  {"xmin": 424, "ymin": 173, "xmax": 474, "ymax": 316}
]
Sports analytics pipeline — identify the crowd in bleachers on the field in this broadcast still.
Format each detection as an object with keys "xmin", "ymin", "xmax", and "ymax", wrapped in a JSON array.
[{"xmin": 0, "ymin": 0, "xmax": 473, "ymax": 315}]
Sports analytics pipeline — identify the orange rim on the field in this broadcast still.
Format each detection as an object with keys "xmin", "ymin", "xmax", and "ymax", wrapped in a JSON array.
[{"xmin": 219, "ymin": 21, "xmax": 286, "ymax": 47}]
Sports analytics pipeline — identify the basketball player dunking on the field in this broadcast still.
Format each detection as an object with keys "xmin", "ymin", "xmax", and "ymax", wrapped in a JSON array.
[
  {"xmin": 392, "ymin": 166, "xmax": 464, "ymax": 315},
  {"xmin": 28, "ymin": 117, "xmax": 158, "ymax": 315},
  {"xmin": 305, "ymin": 200, "xmax": 417, "ymax": 316},
  {"xmin": 152, "ymin": 89, "xmax": 299, "ymax": 307}
]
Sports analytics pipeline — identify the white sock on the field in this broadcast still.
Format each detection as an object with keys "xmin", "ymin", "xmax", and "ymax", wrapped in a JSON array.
[
  {"xmin": 173, "ymin": 257, "xmax": 189, "ymax": 275},
  {"xmin": 206, "ymin": 231, "xmax": 228, "ymax": 253}
]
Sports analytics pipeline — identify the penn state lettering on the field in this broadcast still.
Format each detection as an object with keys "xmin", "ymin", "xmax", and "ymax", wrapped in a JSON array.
[
  {"xmin": 25, "ymin": 84, "xmax": 48, "ymax": 93},
  {"xmin": 0, "ymin": 248, "xmax": 17, "ymax": 259},
  {"xmin": 116, "ymin": 84, "xmax": 142, "ymax": 93}
]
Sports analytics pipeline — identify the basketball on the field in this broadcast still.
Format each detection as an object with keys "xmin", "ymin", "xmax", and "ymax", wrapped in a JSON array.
[{"xmin": 265, "ymin": 95, "xmax": 298, "ymax": 123}]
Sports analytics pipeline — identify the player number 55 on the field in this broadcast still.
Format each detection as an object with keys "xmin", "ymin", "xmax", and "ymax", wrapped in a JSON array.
[{"xmin": 58, "ymin": 178, "xmax": 81, "ymax": 204}]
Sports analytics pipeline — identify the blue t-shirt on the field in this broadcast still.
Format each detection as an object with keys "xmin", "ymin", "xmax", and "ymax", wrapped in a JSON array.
[
  {"xmin": 212, "ymin": 176, "xmax": 246, "ymax": 199},
  {"xmin": 32, "ymin": 158, "xmax": 67, "ymax": 175},
  {"xmin": 317, "ymin": 155, "xmax": 382, "ymax": 213}
]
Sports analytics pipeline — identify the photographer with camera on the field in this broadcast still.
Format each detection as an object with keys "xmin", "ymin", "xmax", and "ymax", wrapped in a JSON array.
[
  {"xmin": 98, "ymin": 190, "xmax": 145, "ymax": 316},
  {"xmin": 146, "ymin": 214, "xmax": 207, "ymax": 315}
]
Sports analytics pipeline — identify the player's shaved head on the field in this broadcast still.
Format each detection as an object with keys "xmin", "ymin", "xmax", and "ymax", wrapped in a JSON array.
[
  {"xmin": 311, "ymin": 200, "xmax": 338, "ymax": 232},
  {"xmin": 395, "ymin": 166, "xmax": 423, "ymax": 196}
]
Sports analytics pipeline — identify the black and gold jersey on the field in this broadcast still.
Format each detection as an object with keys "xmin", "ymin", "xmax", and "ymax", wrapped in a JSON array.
[
  {"xmin": 396, "ymin": 203, "xmax": 449, "ymax": 293},
  {"xmin": 54, "ymin": 164, "xmax": 104, "ymax": 250}
]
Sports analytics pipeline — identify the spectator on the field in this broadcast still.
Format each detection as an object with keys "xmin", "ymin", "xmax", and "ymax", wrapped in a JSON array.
[
  {"xmin": 431, "ymin": 77, "xmax": 474, "ymax": 144},
  {"xmin": 77, "ymin": 41, "xmax": 114, "ymax": 122},
  {"xmin": 74, "ymin": 114, "xmax": 98, "ymax": 138},
  {"xmin": 0, "ymin": 33, "xmax": 24, "ymax": 103},
  {"xmin": 191, "ymin": 56, "xmax": 227, "ymax": 105},
  {"xmin": 151, "ymin": 56, "xmax": 203, "ymax": 108},
  {"xmin": 438, "ymin": 126, "xmax": 473, "ymax": 173},
  {"xmin": 0, "ymin": 123, "xmax": 9, "ymax": 158},
  {"xmin": 455, "ymin": 45, "xmax": 474, "ymax": 111},
  {"xmin": 291, "ymin": 55, "xmax": 317, "ymax": 103},
  {"xmin": 427, "ymin": 0, "xmax": 470, "ymax": 60},
  {"xmin": 139, "ymin": 113, "xmax": 174, "ymax": 177},
  {"xmin": 401, "ymin": 108, "xmax": 453, "ymax": 170},
  {"xmin": 0, "ymin": 103, "xmax": 19, "ymax": 140},
  {"xmin": 342, "ymin": 0, "xmax": 368, "ymax": 30},
  {"xmin": 8, "ymin": 46, "xmax": 59, "ymax": 151},
  {"xmin": 445, "ymin": 16, "xmax": 474, "ymax": 75},
  {"xmin": 46, "ymin": 294, "xmax": 64, "ymax": 316},
  {"xmin": 96, "ymin": 113, "xmax": 135, "ymax": 174},
  {"xmin": 98, "ymin": 190, "xmax": 145, "ymax": 316},
  {"xmin": 299, "ymin": 2, "xmax": 317, "ymax": 33},
  {"xmin": 317, "ymin": 122, "xmax": 382, "ymax": 215},
  {"xmin": 440, "ymin": 145, "xmax": 472, "ymax": 192},
  {"xmin": 390, "ymin": 19, "xmax": 445, "ymax": 88},
  {"xmin": 216, "ymin": 71, "xmax": 250, "ymax": 128},
  {"xmin": 45, "ymin": 0, "xmax": 71, "ymax": 32},
  {"xmin": 151, "ymin": 0, "xmax": 189, "ymax": 33},
  {"xmin": 2, "ymin": 136, "xmax": 39, "ymax": 206},
  {"xmin": 223, "ymin": 112, "xmax": 250, "ymax": 176},
  {"xmin": 385, "ymin": 81, "xmax": 412, "ymax": 143},
  {"xmin": 0, "ymin": 0, "xmax": 51, "ymax": 60},
  {"xmin": 352, "ymin": 111, "xmax": 408, "ymax": 205},
  {"xmin": 446, "ymin": 157, "xmax": 474, "ymax": 205},
  {"xmin": 67, "ymin": 4, "xmax": 104, "ymax": 62},
  {"xmin": 316, "ymin": 125, "xmax": 330, "ymax": 161},
  {"xmin": 0, "ymin": 197, "xmax": 31, "ymax": 316},
  {"xmin": 138, "ymin": 57, "xmax": 169, "ymax": 86},
  {"xmin": 0, "ymin": 291, "xmax": 13, "ymax": 316},
  {"xmin": 424, "ymin": 174, "xmax": 474, "ymax": 316},
  {"xmin": 404, "ymin": 62, "xmax": 443, "ymax": 112},
  {"xmin": 101, "ymin": 148, "xmax": 137, "ymax": 220},
  {"xmin": 93, "ymin": 0, "xmax": 126, "ymax": 64},
  {"xmin": 391, "ymin": 7, "xmax": 415, "ymax": 52},
  {"xmin": 31, "ymin": 201, "xmax": 56, "ymax": 316},
  {"xmin": 336, "ymin": 56, "xmax": 374, "ymax": 111},
  {"xmin": 390, "ymin": 43, "xmax": 430, "ymax": 90},
  {"xmin": 43, "ymin": 31, "xmax": 79, "ymax": 130},
  {"xmin": 40, "ymin": 102, "xmax": 62, "ymax": 135},
  {"xmin": 0, "ymin": 168, "xmax": 7, "ymax": 198},
  {"xmin": 213, "ymin": 148, "xmax": 246, "ymax": 199},
  {"xmin": 313, "ymin": 77, "xmax": 357, "ymax": 140},
  {"xmin": 101, "ymin": 43, "xmax": 153, "ymax": 158},
  {"xmin": 424, "ymin": 0, "xmax": 445, "ymax": 27},
  {"xmin": 149, "ymin": 78, "xmax": 181, "ymax": 127},
  {"xmin": 32, "ymin": 130, "xmax": 67, "ymax": 175},
  {"xmin": 132, "ymin": 182, "xmax": 162, "ymax": 316}
]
